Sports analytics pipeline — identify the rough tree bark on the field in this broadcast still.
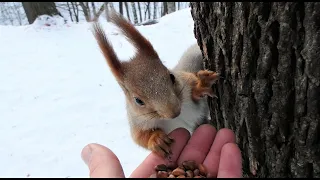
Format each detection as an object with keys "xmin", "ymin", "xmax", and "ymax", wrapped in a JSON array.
[
  {"xmin": 22, "ymin": 2, "xmax": 61, "ymax": 24},
  {"xmin": 191, "ymin": 2, "xmax": 320, "ymax": 178}
]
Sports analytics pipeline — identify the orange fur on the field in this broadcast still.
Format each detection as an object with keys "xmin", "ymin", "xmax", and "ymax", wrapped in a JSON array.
[
  {"xmin": 91, "ymin": 11, "xmax": 219, "ymax": 159},
  {"xmin": 192, "ymin": 70, "xmax": 219, "ymax": 101},
  {"xmin": 92, "ymin": 23, "xmax": 123, "ymax": 82},
  {"xmin": 108, "ymin": 11, "xmax": 159, "ymax": 58},
  {"xmin": 178, "ymin": 70, "xmax": 219, "ymax": 102}
]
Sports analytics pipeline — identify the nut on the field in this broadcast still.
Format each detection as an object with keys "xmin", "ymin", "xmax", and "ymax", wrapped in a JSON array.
[
  {"xmin": 182, "ymin": 160, "xmax": 197, "ymax": 171},
  {"xmin": 152, "ymin": 160, "xmax": 209, "ymax": 178},
  {"xmin": 178, "ymin": 165, "xmax": 185, "ymax": 171},
  {"xmin": 157, "ymin": 171, "xmax": 168, "ymax": 178},
  {"xmin": 193, "ymin": 169, "xmax": 200, "ymax": 176},
  {"xmin": 186, "ymin": 170, "xmax": 194, "ymax": 178},
  {"xmin": 172, "ymin": 168, "xmax": 185, "ymax": 176},
  {"xmin": 155, "ymin": 164, "xmax": 167, "ymax": 171}
]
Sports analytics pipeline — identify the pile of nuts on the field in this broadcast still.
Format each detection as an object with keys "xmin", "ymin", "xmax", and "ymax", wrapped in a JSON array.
[{"xmin": 149, "ymin": 160, "xmax": 209, "ymax": 178}]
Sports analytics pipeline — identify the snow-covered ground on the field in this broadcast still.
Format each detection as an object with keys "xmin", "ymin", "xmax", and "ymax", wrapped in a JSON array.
[{"xmin": 0, "ymin": 8, "xmax": 197, "ymax": 177}]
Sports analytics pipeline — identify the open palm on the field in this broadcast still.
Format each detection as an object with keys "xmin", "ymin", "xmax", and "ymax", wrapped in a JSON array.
[{"xmin": 81, "ymin": 124, "xmax": 242, "ymax": 178}]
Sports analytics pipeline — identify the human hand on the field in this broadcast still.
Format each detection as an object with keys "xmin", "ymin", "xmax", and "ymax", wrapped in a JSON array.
[{"xmin": 81, "ymin": 124, "xmax": 242, "ymax": 178}]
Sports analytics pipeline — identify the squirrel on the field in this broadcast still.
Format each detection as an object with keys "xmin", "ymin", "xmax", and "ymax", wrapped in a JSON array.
[{"xmin": 91, "ymin": 12, "xmax": 220, "ymax": 158}]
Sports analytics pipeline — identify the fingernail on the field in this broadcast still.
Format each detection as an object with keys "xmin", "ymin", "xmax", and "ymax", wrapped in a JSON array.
[{"xmin": 81, "ymin": 145, "xmax": 92, "ymax": 166}]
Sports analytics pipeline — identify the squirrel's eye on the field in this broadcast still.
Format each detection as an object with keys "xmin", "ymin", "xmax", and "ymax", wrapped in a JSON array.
[
  {"xmin": 170, "ymin": 73, "xmax": 175, "ymax": 84},
  {"xmin": 134, "ymin": 97, "xmax": 145, "ymax": 106}
]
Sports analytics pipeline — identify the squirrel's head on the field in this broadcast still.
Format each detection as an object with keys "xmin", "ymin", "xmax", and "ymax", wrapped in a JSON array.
[{"xmin": 92, "ymin": 12, "xmax": 181, "ymax": 120}]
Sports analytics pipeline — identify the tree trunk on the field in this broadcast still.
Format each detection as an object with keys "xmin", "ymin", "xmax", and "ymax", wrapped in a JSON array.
[
  {"xmin": 104, "ymin": 2, "xmax": 109, "ymax": 21},
  {"xmin": 167, "ymin": 2, "xmax": 176, "ymax": 14},
  {"xmin": 13, "ymin": 3, "xmax": 23, "ymax": 25},
  {"xmin": 92, "ymin": 3, "xmax": 105, "ymax": 22},
  {"xmin": 148, "ymin": 3, "xmax": 151, "ymax": 20},
  {"xmin": 138, "ymin": 2, "xmax": 142, "ymax": 22},
  {"xmin": 78, "ymin": 2, "xmax": 91, "ymax": 22},
  {"xmin": 71, "ymin": 2, "xmax": 79, "ymax": 23},
  {"xmin": 66, "ymin": 2, "xmax": 74, "ymax": 22},
  {"xmin": 131, "ymin": 2, "xmax": 138, "ymax": 24},
  {"xmin": 91, "ymin": 2, "xmax": 97, "ymax": 17},
  {"xmin": 119, "ymin": 2, "xmax": 123, "ymax": 15},
  {"xmin": 22, "ymin": 2, "xmax": 61, "ymax": 24},
  {"xmin": 162, "ymin": 2, "xmax": 168, "ymax": 17},
  {"xmin": 153, "ymin": 2, "xmax": 157, "ymax": 19},
  {"xmin": 124, "ymin": 2, "xmax": 131, "ymax": 22},
  {"xmin": 109, "ymin": 2, "xmax": 114, "ymax": 11},
  {"xmin": 191, "ymin": 2, "xmax": 320, "ymax": 178},
  {"xmin": 144, "ymin": 2, "xmax": 151, "ymax": 21}
]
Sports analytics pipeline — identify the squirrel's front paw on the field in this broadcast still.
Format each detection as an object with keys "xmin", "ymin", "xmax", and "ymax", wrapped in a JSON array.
[
  {"xmin": 192, "ymin": 70, "xmax": 220, "ymax": 101},
  {"xmin": 148, "ymin": 130, "xmax": 174, "ymax": 158}
]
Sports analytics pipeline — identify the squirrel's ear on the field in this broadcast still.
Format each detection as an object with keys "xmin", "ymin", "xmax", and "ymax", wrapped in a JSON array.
[
  {"xmin": 108, "ymin": 11, "xmax": 159, "ymax": 59},
  {"xmin": 92, "ymin": 22, "xmax": 124, "ymax": 82}
]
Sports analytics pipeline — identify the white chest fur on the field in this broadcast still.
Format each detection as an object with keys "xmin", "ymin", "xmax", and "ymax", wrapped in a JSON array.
[{"xmin": 157, "ymin": 97, "xmax": 209, "ymax": 134}]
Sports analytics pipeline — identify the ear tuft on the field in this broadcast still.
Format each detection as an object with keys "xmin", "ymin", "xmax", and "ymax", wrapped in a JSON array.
[
  {"xmin": 92, "ymin": 22, "xmax": 124, "ymax": 81},
  {"xmin": 108, "ymin": 11, "xmax": 159, "ymax": 58}
]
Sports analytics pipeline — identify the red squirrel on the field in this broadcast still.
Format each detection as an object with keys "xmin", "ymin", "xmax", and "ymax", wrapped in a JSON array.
[{"xmin": 91, "ymin": 12, "xmax": 219, "ymax": 158}]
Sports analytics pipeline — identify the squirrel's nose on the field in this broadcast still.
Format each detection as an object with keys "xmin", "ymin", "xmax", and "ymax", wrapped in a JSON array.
[
  {"xmin": 162, "ymin": 106, "xmax": 181, "ymax": 119},
  {"xmin": 171, "ymin": 109, "xmax": 181, "ymax": 119}
]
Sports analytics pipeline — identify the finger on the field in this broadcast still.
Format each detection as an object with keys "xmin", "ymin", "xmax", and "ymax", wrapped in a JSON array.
[
  {"xmin": 130, "ymin": 128, "xmax": 190, "ymax": 178},
  {"xmin": 203, "ymin": 128, "xmax": 236, "ymax": 177},
  {"xmin": 177, "ymin": 124, "xmax": 217, "ymax": 165},
  {"xmin": 81, "ymin": 143, "xmax": 125, "ymax": 178},
  {"xmin": 217, "ymin": 143, "xmax": 242, "ymax": 178}
]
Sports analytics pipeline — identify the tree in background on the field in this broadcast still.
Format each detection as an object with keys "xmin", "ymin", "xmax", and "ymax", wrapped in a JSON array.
[
  {"xmin": 118, "ymin": 2, "xmax": 123, "ymax": 15},
  {"xmin": 131, "ymin": 2, "xmax": 138, "ymax": 24},
  {"xmin": 2, "ymin": 2, "xmax": 191, "ymax": 26},
  {"xmin": 22, "ymin": 2, "xmax": 61, "ymax": 24},
  {"xmin": 144, "ymin": 2, "xmax": 151, "ymax": 21},
  {"xmin": 162, "ymin": 2, "xmax": 168, "ymax": 16},
  {"xmin": 153, "ymin": 2, "xmax": 157, "ymax": 19},
  {"xmin": 191, "ymin": 2, "xmax": 320, "ymax": 178},
  {"xmin": 137, "ymin": 2, "xmax": 142, "ymax": 22},
  {"xmin": 124, "ymin": 2, "xmax": 131, "ymax": 22},
  {"xmin": 167, "ymin": 2, "xmax": 175, "ymax": 14}
]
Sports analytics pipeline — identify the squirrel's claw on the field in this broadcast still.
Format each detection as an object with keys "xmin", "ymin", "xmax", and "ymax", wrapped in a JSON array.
[
  {"xmin": 192, "ymin": 70, "xmax": 220, "ymax": 101},
  {"xmin": 148, "ymin": 131, "xmax": 174, "ymax": 158}
]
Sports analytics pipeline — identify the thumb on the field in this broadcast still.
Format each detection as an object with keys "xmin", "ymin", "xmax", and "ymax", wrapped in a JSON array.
[{"xmin": 81, "ymin": 143, "xmax": 125, "ymax": 178}]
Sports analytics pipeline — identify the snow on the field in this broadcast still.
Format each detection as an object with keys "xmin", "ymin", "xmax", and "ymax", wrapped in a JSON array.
[{"xmin": 0, "ymin": 8, "xmax": 197, "ymax": 177}]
